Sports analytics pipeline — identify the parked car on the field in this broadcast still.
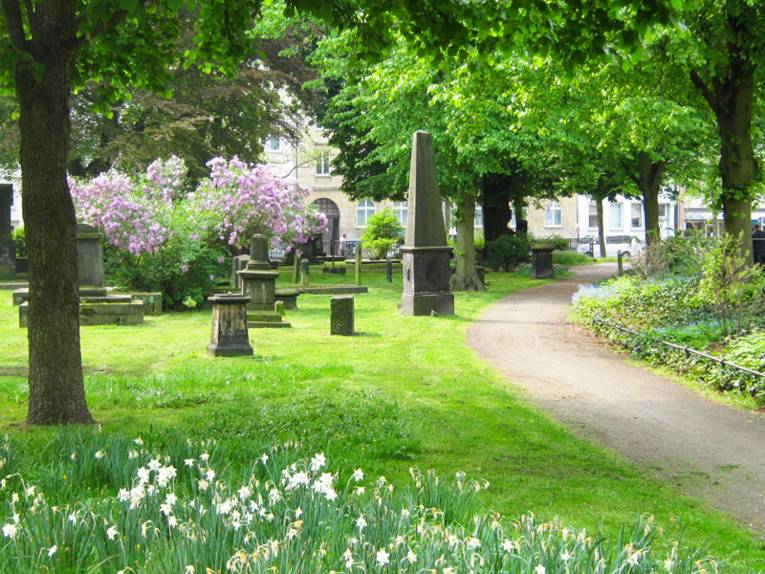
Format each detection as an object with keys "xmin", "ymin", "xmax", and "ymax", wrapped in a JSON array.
[{"xmin": 575, "ymin": 235, "xmax": 645, "ymax": 258}]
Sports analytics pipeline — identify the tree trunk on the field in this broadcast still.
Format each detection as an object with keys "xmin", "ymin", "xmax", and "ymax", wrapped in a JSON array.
[
  {"xmin": 9, "ymin": 2, "xmax": 93, "ymax": 424},
  {"xmin": 596, "ymin": 197, "xmax": 606, "ymax": 258},
  {"xmin": 716, "ymin": 81, "xmax": 755, "ymax": 261},
  {"xmin": 451, "ymin": 190, "xmax": 485, "ymax": 292},
  {"xmin": 637, "ymin": 153, "xmax": 664, "ymax": 246},
  {"xmin": 512, "ymin": 195, "xmax": 528, "ymax": 237},
  {"xmin": 481, "ymin": 174, "xmax": 512, "ymax": 243},
  {"xmin": 691, "ymin": 40, "xmax": 757, "ymax": 263}
]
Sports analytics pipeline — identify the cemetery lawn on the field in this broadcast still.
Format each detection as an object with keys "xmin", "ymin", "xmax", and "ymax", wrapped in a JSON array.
[{"xmin": 0, "ymin": 266, "xmax": 764, "ymax": 570}]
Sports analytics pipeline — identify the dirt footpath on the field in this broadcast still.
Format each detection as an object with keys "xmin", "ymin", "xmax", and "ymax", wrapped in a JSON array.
[{"xmin": 467, "ymin": 264, "xmax": 765, "ymax": 532}]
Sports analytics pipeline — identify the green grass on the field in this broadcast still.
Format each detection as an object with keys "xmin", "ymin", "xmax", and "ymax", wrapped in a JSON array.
[{"xmin": 1, "ymin": 267, "xmax": 764, "ymax": 570}]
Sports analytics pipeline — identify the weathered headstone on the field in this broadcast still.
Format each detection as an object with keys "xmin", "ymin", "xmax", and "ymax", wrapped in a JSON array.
[
  {"xmin": 76, "ymin": 223, "xmax": 106, "ymax": 292},
  {"xmin": 400, "ymin": 131, "xmax": 454, "ymax": 316},
  {"xmin": 238, "ymin": 234, "xmax": 290, "ymax": 328},
  {"xmin": 330, "ymin": 295, "xmax": 354, "ymax": 336},
  {"xmin": 231, "ymin": 254, "xmax": 250, "ymax": 289},
  {"xmin": 207, "ymin": 293, "xmax": 253, "ymax": 357},
  {"xmin": 300, "ymin": 258, "xmax": 310, "ymax": 286},
  {"xmin": 531, "ymin": 246, "xmax": 554, "ymax": 279}
]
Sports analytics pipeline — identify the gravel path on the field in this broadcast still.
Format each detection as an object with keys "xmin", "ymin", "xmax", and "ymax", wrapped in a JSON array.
[{"xmin": 467, "ymin": 264, "xmax": 765, "ymax": 532}]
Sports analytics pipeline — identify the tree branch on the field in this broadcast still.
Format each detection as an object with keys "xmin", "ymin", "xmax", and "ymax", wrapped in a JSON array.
[
  {"xmin": 2, "ymin": 0, "xmax": 30, "ymax": 52},
  {"xmin": 690, "ymin": 69, "xmax": 716, "ymax": 111}
]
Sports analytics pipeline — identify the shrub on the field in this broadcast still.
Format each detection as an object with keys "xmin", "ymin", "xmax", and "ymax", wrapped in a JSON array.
[
  {"xmin": 485, "ymin": 234, "xmax": 530, "ymax": 271},
  {"xmin": 552, "ymin": 250, "xmax": 592, "ymax": 266},
  {"xmin": 361, "ymin": 208, "xmax": 403, "ymax": 259},
  {"xmin": 632, "ymin": 235, "xmax": 711, "ymax": 279},
  {"xmin": 11, "ymin": 226, "xmax": 25, "ymax": 257},
  {"xmin": 530, "ymin": 233, "xmax": 570, "ymax": 251},
  {"xmin": 698, "ymin": 234, "xmax": 765, "ymax": 336}
]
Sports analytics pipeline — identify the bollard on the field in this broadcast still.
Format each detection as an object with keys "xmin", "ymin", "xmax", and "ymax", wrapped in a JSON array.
[
  {"xmin": 330, "ymin": 295, "xmax": 354, "ymax": 336},
  {"xmin": 300, "ymin": 258, "xmax": 310, "ymax": 286},
  {"xmin": 386, "ymin": 256, "xmax": 393, "ymax": 283},
  {"xmin": 292, "ymin": 250, "xmax": 301, "ymax": 284},
  {"xmin": 355, "ymin": 241, "xmax": 363, "ymax": 285},
  {"xmin": 617, "ymin": 250, "xmax": 624, "ymax": 275}
]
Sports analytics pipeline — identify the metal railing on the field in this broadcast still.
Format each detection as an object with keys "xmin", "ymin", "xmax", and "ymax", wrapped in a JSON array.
[{"xmin": 593, "ymin": 315, "xmax": 765, "ymax": 381}]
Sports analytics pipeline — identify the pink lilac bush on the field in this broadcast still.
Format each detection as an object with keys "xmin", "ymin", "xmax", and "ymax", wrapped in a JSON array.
[{"xmin": 193, "ymin": 156, "xmax": 327, "ymax": 249}]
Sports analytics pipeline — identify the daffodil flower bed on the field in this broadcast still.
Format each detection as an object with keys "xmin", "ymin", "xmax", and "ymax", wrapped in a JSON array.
[{"xmin": 0, "ymin": 434, "xmax": 716, "ymax": 573}]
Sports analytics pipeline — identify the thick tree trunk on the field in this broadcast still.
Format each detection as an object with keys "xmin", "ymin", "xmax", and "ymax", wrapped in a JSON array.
[
  {"xmin": 596, "ymin": 198, "xmax": 606, "ymax": 258},
  {"xmin": 481, "ymin": 174, "xmax": 512, "ymax": 243},
  {"xmin": 10, "ymin": 2, "xmax": 93, "ymax": 424},
  {"xmin": 637, "ymin": 153, "xmax": 664, "ymax": 246},
  {"xmin": 512, "ymin": 195, "xmax": 528, "ymax": 237},
  {"xmin": 716, "ymin": 81, "xmax": 755, "ymax": 261},
  {"xmin": 691, "ymin": 40, "xmax": 757, "ymax": 263},
  {"xmin": 451, "ymin": 190, "xmax": 485, "ymax": 292}
]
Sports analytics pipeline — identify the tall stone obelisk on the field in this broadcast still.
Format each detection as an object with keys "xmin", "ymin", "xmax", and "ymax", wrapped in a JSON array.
[{"xmin": 400, "ymin": 131, "xmax": 454, "ymax": 316}]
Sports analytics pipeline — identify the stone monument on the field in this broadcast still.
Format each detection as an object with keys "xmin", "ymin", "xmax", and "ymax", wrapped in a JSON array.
[
  {"xmin": 400, "ymin": 131, "xmax": 454, "ymax": 316},
  {"xmin": 231, "ymin": 254, "xmax": 250, "ymax": 290},
  {"xmin": 330, "ymin": 295, "xmax": 354, "ymax": 336},
  {"xmin": 207, "ymin": 293, "xmax": 253, "ymax": 357},
  {"xmin": 18, "ymin": 223, "xmax": 144, "ymax": 327},
  {"xmin": 531, "ymin": 245, "xmax": 555, "ymax": 279},
  {"xmin": 238, "ymin": 234, "xmax": 290, "ymax": 328}
]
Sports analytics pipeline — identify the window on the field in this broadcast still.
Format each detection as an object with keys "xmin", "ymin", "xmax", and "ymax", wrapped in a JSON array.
[
  {"xmin": 609, "ymin": 202, "xmax": 623, "ymax": 230},
  {"xmin": 545, "ymin": 201, "xmax": 562, "ymax": 227},
  {"xmin": 356, "ymin": 199, "xmax": 375, "ymax": 226},
  {"xmin": 315, "ymin": 151, "xmax": 331, "ymax": 176},
  {"xmin": 393, "ymin": 201, "xmax": 408, "ymax": 226},
  {"xmin": 588, "ymin": 202, "xmax": 599, "ymax": 229},
  {"xmin": 474, "ymin": 205, "xmax": 484, "ymax": 227},
  {"xmin": 630, "ymin": 202, "xmax": 643, "ymax": 228},
  {"xmin": 659, "ymin": 203, "xmax": 670, "ymax": 227},
  {"xmin": 268, "ymin": 136, "xmax": 280, "ymax": 151}
]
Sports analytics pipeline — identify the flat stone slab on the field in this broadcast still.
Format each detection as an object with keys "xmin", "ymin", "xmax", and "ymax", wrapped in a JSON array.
[
  {"xmin": 246, "ymin": 310, "xmax": 290, "ymax": 329},
  {"xmin": 297, "ymin": 285, "xmax": 368, "ymax": 295},
  {"xmin": 19, "ymin": 299, "xmax": 144, "ymax": 328},
  {"xmin": 0, "ymin": 281, "xmax": 27, "ymax": 291}
]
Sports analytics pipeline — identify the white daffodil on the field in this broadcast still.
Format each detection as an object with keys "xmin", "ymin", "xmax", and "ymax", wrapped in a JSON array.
[{"xmin": 375, "ymin": 548, "xmax": 390, "ymax": 567}]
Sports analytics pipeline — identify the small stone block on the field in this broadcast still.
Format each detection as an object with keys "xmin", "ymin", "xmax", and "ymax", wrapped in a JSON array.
[
  {"xmin": 274, "ymin": 300, "xmax": 286, "ymax": 316},
  {"xmin": 330, "ymin": 295, "xmax": 354, "ymax": 336}
]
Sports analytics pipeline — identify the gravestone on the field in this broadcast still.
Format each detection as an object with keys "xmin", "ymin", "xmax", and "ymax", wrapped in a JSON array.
[
  {"xmin": 231, "ymin": 254, "xmax": 250, "ymax": 289},
  {"xmin": 300, "ymin": 258, "xmax": 310, "ymax": 286},
  {"xmin": 207, "ymin": 293, "xmax": 253, "ymax": 357},
  {"xmin": 292, "ymin": 250, "xmax": 301, "ymax": 283},
  {"xmin": 400, "ymin": 131, "xmax": 454, "ymax": 316},
  {"xmin": 330, "ymin": 295, "xmax": 354, "ymax": 336},
  {"xmin": 17, "ymin": 222, "xmax": 144, "ymax": 326},
  {"xmin": 76, "ymin": 223, "xmax": 106, "ymax": 293},
  {"xmin": 531, "ymin": 246, "xmax": 554, "ymax": 279},
  {"xmin": 238, "ymin": 234, "xmax": 290, "ymax": 328}
]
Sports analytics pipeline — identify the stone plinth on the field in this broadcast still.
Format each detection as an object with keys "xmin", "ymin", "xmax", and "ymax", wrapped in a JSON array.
[
  {"xmin": 330, "ymin": 295, "xmax": 354, "ymax": 336},
  {"xmin": 275, "ymin": 288, "xmax": 300, "ymax": 310},
  {"xmin": 400, "ymin": 131, "xmax": 454, "ymax": 316},
  {"xmin": 239, "ymin": 234, "xmax": 290, "ymax": 328},
  {"xmin": 207, "ymin": 293, "xmax": 253, "ymax": 357},
  {"xmin": 531, "ymin": 246, "xmax": 555, "ymax": 279},
  {"xmin": 19, "ymin": 299, "xmax": 144, "ymax": 328}
]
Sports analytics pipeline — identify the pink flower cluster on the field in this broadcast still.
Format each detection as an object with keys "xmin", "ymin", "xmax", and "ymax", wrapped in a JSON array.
[
  {"xmin": 69, "ymin": 155, "xmax": 326, "ymax": 256},
  {"xmin": 69, "ymin": 171, "xmax": 172, "ymax": 256},
  {"xmin": 194, "ymin": 157, "xmax": 327, "ymax": 249}
]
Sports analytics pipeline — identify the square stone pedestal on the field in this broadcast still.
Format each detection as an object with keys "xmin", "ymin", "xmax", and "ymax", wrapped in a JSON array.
[{"xmin": 400, "ymin": 246, "xmax": 454, "ymax": 316}]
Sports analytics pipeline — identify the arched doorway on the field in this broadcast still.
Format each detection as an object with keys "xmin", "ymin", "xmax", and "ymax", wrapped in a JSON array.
[{"xmin": 311, "ymin": 198, "xmax": 340, "ymax": 256}]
